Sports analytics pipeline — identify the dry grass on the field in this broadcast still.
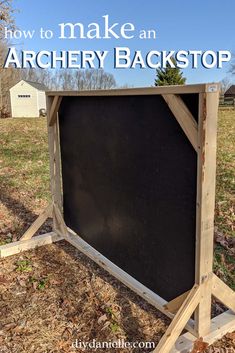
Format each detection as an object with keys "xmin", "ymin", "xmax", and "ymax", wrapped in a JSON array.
[
  {"xmin": 216, "ymin": 109, "xmax": 235, "ymax": 237},
  {"xmin": 214, "ymin": 109, "xmax": 235, "ymax": 290},
  {"xmin": 0, "ymin": 242, "xmax": 169, "ymax": 353},
  {"xmin": 0, "ymin": 118, "xmax": 51, "ymax": 244}
]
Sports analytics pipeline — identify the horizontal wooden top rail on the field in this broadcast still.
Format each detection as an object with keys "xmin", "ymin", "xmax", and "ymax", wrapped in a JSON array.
[{"xmin": 46, "ymin": 83, "xmax": 220, "ymax": 97}]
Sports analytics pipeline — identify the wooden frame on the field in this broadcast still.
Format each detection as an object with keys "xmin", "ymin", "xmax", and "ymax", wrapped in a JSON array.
[{"xmin": 0, "ymin": 83, "xmax": 234, "ymax": 353}]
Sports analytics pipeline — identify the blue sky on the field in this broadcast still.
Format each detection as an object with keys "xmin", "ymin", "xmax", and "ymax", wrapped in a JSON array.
[{"xmin": 11, "ymin": 0, "xmax": 235, "ymax": 87}]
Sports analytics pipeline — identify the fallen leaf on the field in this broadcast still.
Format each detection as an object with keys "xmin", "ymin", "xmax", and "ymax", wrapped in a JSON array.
[
  {"xmin": 57, "ymin": 340, "xmax": 69, "ymax": 349},
  {"xmin": 191, "ymin": 337, "xmax": 209, "ymax": 353},
  {"xmin": 50, "ymin": 278, "xmax": 62, "ymax": 285},
  {"xmin": 4, "ymin": 322, "xmax": 17, "ymax": 331},
  {"xmin": 226, "ymin": 332, "xmax": 235, "ymax": 341},
  {"xmin": 98, "ymin": 314, "xmax": 107, "ymax": 324},
  {"xmin": 214, "ymin": 231, "xmax": 235, "ymax": 255},
  {"xmin": 0, "ymin": 276, "xmax": 8, "ymax": 284},
  {"xmin": 19, "ymin": 279, "xmax": 27, "ymax": 286},
  {"xmin": 101, "ymin": 320, "xmax": 111, "ymax": 331}
]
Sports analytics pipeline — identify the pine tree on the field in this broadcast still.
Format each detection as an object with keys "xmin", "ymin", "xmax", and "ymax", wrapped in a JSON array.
[{"xmin": 155, "ymin": 58, "xmax": 186, "ymax": 86}]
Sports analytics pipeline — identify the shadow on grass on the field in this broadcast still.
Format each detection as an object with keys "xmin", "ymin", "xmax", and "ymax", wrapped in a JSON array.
[{"xmin": 0, "ymin": 187, "xmax": 52, "ymax": 239}]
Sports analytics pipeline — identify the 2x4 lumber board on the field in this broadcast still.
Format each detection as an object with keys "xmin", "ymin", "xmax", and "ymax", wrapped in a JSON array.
[
  {"xmin": 194, "ymin": 90, "xmax": 219, "ymax": 336},
  {"xmin": 20, "ymin": 204, "xmax": 53, "ymax": 241},
  {"xmin": 162, "ymin": 94, "xmax": 198, "ymax": 151},
  {"xmin": 62, "ymin": 229, "xmax": 196, "ymax": 336},
  {"xmin": 164, "ymin": 290, "xmax": 190, "ymax": 314},
  {"xmin": 47, "ymin": 96, "xmax": 58, "ymax": 230},
  {"xmin": 153, "ymin": 285, "xmax": 201, "ymax": 353},
  {"xmin": 54, "ymin": 118, "xmax": 63, "ymax": 212},
  {"xmin": 168, "ymin": 310, "xmax": 235, "ymax": 353},
  {"xmin": 47, "ymin": 96, "xmax": 56, "ymax": 197},
  {"xmin": 0, "ymin": 232, "xmax": 63, "ymax": 258},
  {"xmin": 49, "ymin": 96, "xmax": 62, "ymax": 126},
  {"xmin": 47, "ymin": 84, "xmax": 220, "ymax": 97},
  {"xmin": 212, "ymin": 274, "xmax": 235, "ymax": 312},
  {"xmin": 46, "ymin": 83, "xmax": 209, "ymax": 97}
]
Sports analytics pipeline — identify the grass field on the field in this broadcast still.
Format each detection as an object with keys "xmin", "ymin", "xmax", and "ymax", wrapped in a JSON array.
[
  {"xmin": 0, "ymin": 110, "xmax": 234, "ymax": 288},
  {"xmin": 0, "ymin": 118, "xmax": 51, "ymax": 244}
]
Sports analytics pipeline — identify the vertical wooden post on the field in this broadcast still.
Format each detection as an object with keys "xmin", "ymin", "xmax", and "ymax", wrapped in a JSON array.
[
  {"xmin": 194, "ymin": 85, "xmax": 219, "ymax": 336},
  {"xmin": 54, "ymin": 113, "xmax": 63, "ymax": 213},
  {"xmin": 46, "ymin": 95, "xmax": 63, "ymax": 230}
]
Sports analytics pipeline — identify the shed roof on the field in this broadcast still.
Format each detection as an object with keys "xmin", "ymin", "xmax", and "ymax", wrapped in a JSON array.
[
  {"xmin": 224, "ymin": 85, "xmax": 235, "ymax": 95},
  {"xmin": 24, "ymin": 80, "xmax": 47, "ymax": 91},
  {"xmin": 10, "ymin": 80, "xmax": 47, "ymax": 91}
]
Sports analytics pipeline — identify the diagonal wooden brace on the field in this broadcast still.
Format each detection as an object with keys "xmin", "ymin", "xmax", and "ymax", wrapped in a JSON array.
[
  {"xmin": 49, "ymin": 96, "xmax": 62, "ymax": 126},
  {"xmin": 20, "ymin": 203, "xmax": 53, "ymax": 241},
  {"xmin": 153, "ymin": 284, "xmax": 201, "ymax": 353},
  {"xmin": 212, "ymin": 274, "xmax": 235, "ymax": 312},
  {"xmin": 164, "ymin": 290, "xmax": 191, "ymax": 315},
  {"xmin": 162, "ymin": 94, "xmax": 198, "ymax": 151}
]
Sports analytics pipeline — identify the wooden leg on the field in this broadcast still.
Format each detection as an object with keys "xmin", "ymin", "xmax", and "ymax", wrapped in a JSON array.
[
  {"xmin": 166, "ymin": 310, "xmax": 235, "ymax": 353},
  {"xmin": 0, "ymin": 232, "xmax": 63, "ymax": 258},
  {"xmin": 152, "ymin": 285, "xmax": 201, "ymax": 353},
  {"xmin": 194, "ymin": 91, "xmax": 219, "ymax": 337},
  {"xmin": 194, "ymin": 276, "xmax": 213, "ymax": 337}
]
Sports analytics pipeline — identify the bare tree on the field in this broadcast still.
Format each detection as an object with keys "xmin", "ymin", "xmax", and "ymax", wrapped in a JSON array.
[
  {"xmin": 227, "ymin": 51, "xmax": 235, "ymax": 77},
  {"xmin": 220, "ymin": 77, "xmax": 232, "ymax": 95},
  {"xmin": 20, "ymin": 68, "xmax": 53, "ymax": 89},
  {"xmin": 0, "ymin": 0, "xmax": 17, "ymax": 116},
  {"xmin": 0, "ymin": 0, "xmax": 16, "ymax": 38},
  {"xmin": 53, "ymin": 69, "xmax": 117, "ymax": 91},
  {"xmin": 52, "ymin": 69, "xmax": 76, "ymax": 90}
]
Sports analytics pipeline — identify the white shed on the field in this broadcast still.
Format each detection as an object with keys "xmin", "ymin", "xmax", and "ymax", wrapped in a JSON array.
[{"xmin": 10, "ymin": 80, "xmax": 47, "ymax": 118}]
